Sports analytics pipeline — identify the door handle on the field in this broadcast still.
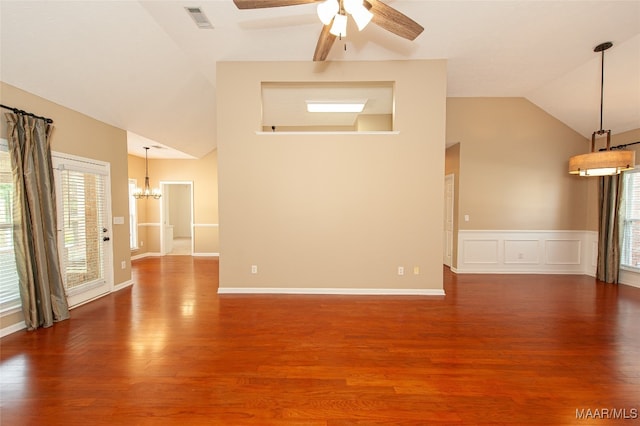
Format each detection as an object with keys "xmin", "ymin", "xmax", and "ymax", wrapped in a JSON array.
[{"xmin": 103, "ymin": 237, "xmax": 110, "ymax": 242}]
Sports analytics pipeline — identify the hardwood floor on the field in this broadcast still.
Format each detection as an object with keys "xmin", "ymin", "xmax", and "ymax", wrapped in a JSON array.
[{"xmin": 1, "ymin": 257, "xmax": 639, "ymax": 425}]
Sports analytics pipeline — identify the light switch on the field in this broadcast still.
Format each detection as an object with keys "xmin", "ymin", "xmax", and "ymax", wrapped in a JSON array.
[
  {"xmin": 464, "ymin": 214, "xmax": 470, "ymax": 222},
  {"xmin": 113, "ymin": 216, "xmax": 125, "ymax": 225}
]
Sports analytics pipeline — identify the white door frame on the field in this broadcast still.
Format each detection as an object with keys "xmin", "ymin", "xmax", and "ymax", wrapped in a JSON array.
[
  {"xmin": 444, "ymin": 173, "xmax": 454, "ymax": 267},
  {"xmin": 52, "ymin": 151, "xmax": 113, "ymax": 308}
]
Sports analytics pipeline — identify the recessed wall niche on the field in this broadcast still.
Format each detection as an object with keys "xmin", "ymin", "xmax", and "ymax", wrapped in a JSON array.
[{"xmin": 261, "ymin": 81, "xmax": 394, "ymax": 132}]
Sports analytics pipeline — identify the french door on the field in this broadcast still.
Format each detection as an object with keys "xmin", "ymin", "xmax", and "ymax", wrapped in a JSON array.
[{"xmin": 53, "ymin": 153, "xmax": 112, "ymax": 308}]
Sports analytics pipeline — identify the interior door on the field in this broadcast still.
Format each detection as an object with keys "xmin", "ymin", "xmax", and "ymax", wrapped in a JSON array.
[
  {"xmin": 54, "ymin": 154, "xmax": 112, "ymax": 308},
  {"xmin": 444, "ymin": 174, "xmax": 454, "ymax": 267}
]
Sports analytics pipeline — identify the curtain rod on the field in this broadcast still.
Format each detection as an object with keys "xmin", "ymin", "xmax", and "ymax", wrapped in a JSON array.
[
  {"xmin": 600, "ymin": 140, "xmax": 640, "ymax": 151},
  {"xmin": 0, "ymin": 103, "xmax": 54, "ymax": 123}
]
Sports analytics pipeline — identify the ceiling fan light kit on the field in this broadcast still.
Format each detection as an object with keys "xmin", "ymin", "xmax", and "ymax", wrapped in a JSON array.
[
  {"xmin": 317, "ymin": 0, "xmax": 339, "ymax": 25},
  {"xmin": 232, "ymin": 0, "xmax": 424, "ymax": 62},
  {"xmin": 568, "ymin": 41, "xmax": 635, "ymax": 177},
  {"xmin": 318, "ymin": 0, "xmax": 372, "ymax": 34},
  {"xmin": 330, "ymin": 13, "xmax": 348, "ymax": 37},
  {"xmin": 343, "ymin": 0, "xmax": 373, "ymax": 30}
]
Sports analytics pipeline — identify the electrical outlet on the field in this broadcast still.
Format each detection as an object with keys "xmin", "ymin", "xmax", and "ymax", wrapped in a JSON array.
[
  {"xmin": 251, "ymin": 265, "xmax": 258, "ymax": 274},
  {"xmin": 121, "ymin": 261, "xmax": 126, "ymax": 270},
  {"xmin": 413, "ymin": 266, "xmax": 420, "ymax": 275},
  {"xmin": 397, "ymin": 266, "xmax": 404, "ymax": 276},
  {"xmin": 140, "ymin": 241, "xmax": 144, "ymax": 247}
]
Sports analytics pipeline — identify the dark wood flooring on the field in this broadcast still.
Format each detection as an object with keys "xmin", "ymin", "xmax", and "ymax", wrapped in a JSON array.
[{"xmin": 1, "ymin": 257, "xmax": 639, "ymax": 425}]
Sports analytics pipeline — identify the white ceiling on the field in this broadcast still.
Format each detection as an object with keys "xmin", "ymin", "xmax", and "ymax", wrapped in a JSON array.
[{"xmin": 1, "ymin": 0, "xmax": 639, "ymax": 159}]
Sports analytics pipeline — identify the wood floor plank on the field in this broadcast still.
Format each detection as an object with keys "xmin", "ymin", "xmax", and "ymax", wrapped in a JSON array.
[{"xmin": 1, "ymin": 257, "xmax": 639, "ymax": 425}]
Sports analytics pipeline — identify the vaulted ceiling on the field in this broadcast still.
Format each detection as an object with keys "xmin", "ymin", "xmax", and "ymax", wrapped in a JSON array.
[{"xmin": 1, "ymin": 1, "xmax": 638, "ymax": 159}]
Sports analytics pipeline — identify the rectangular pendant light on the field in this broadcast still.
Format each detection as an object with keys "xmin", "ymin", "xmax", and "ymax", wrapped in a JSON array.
[{"xmin": 568, "ymin": 42, "xmax": 636, "ymax": 177}]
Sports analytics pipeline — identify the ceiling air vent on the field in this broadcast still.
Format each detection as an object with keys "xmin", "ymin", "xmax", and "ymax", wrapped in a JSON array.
[{"xmin": 185, "ymin": 7, "xmax": 213, "ymax": 29}]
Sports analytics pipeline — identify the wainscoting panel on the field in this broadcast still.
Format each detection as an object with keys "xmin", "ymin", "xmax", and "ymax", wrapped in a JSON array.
[
  {"xmin": 462, "ymin": 239, "xmax": 499, "ymax": 264},
  {"xmin": 545, "ymin": 239, "xmax": 581, "ymax": 265},
  {"xmin": 503, "ymin": 240, "xmax": 539, "ymax": 264},
  {"xmin": 456, "ymin": 230, "xmax": 598, "ymax": 275}
]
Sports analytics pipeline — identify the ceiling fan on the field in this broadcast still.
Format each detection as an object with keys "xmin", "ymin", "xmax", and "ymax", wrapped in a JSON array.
[{"xmin": 232, "ymin": 0, "xmax": 424, "ymax": 61}]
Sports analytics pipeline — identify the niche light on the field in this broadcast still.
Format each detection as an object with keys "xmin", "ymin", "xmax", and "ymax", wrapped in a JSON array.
[{"xmin": 306, "ymin": 100, "xmax": 367, "ymax": 113}]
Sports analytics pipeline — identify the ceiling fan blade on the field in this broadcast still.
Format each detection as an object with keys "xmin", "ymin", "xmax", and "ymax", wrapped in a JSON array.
[
  {"xmin": 365, "ymin": 0, "xmax": 424, "ymax": 41},
  {"xmin": 313, "ymin": 24, "xmax": 337, "ymax": 61},
  {"xmin": 233, "ymin": 0, "xmax": 320, "ymax": 9}
]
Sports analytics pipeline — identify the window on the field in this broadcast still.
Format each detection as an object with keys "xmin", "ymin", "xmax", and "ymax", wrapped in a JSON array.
[
  {"xmin": 128, "ymin": 179, "xmax": 138, "ymax": 249},
  {"xmin": 621, "ymin": 170, "xmax": 640, "ymax": 269},
  {"xmin": 0, "ymin": 139, "xmax": 21, "ymax": 313}
]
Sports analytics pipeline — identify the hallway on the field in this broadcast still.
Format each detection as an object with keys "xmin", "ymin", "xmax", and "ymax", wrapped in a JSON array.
[{"xmin": 167, "ymin": 237, "xmax": 192, "ymax": 255}]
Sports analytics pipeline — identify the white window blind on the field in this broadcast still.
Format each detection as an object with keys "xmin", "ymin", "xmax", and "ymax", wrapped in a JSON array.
[
  {"xmin": 59, "ymin": 168, "xmax": 106, "ymax": 292},
  {"xmin": 621, "ymin": 170, "xmax": 640, "ymax": 269},
  {"xmin": 0, "ymin": 140, "xmax": 20, "ymax": 312}
]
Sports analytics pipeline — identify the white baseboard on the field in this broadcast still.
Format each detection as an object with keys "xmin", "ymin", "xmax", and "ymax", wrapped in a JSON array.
[
  {"xmin": 132, "ymin": 252, "xmax": 219, "ymax": 260},
  {"xmin": 456, "ymin": 230, "xmax": 598, "ymax": 275},
  {"xmin": 621, "ymin": 281, "xmax": 640, "ymax": 289},
  {"xmin": 218, "ymin": 287, "xmax": 445, "ymax": 296},
  {"xmin": 131, "ymin": 252, "xmax": 162, "ymax": 261},
  {"xmin": 1, "ymin": 320, "xmax": 26, "ymax": 338},
  {"xmin": 114, "ymin": 279, "xmax": 134, "ymax": 292},
  {"xmin": 619, "ymin": 269, "xmax": 640, "ymax": 289}
]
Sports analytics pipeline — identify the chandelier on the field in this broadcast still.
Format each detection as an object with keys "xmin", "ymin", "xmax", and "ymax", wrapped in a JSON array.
[
  {"xmin": 133, "ymin": 147, "xmax": 161, "ymax": 199},
  {"xmin": 568, "ymin": 42, "xmax": 635, "ymax": 176}
]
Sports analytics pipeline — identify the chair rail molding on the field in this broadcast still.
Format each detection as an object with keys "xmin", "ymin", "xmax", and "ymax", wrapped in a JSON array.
[{"xmin": 454, "ymin": 230, "xmax": 597, "ymax": 275}]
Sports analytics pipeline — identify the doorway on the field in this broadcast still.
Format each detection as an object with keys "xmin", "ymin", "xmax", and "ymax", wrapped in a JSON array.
[
  {"xmin": 160, "ymin": 181, "xmax": 193, "ymax": 256},
  {"xmin": 53, "ymin": 153, "xmax": 113, "ymax": 308}
]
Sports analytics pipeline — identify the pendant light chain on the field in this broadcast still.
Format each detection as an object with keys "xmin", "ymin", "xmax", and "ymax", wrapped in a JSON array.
[{"xmin": 599, "ymin": 45, "xmax": 605, "ymax": 133}]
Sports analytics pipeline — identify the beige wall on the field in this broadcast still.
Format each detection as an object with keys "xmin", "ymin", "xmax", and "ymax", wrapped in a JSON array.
[
  {"xmin": 446, "ymin": 97, "xmax": 590, "ymax": 232},
  {"xmin": 217, "ymin": 60, "xmax": 447, "ymax": 291},
  {"xmin": 1, "ymin": 81, "xmax": 131, "ymax": 329},
  {"xmin": 128, "ymin": 150, "xmax": 219, "ymax": 256},
  {"xmin": 357, "ymin": 114, "xmax": 393, "ymax": 131}
]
